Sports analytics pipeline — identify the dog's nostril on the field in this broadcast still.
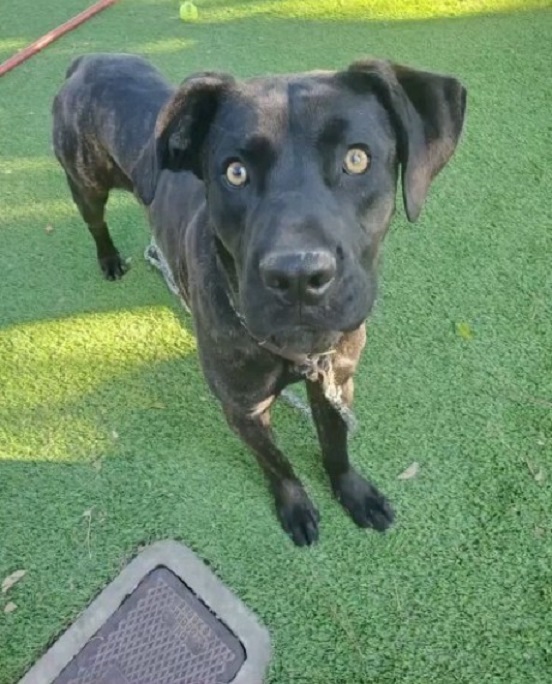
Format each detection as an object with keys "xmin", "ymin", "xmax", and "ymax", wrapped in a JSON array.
[
  {"xmin": 273, "ymin": 276, "xmax": 290, "ymax": 291},
  {"xmin": 308, "ymin": 272, "xmax": 330, "ymax": 291},
  {"xmin": 260, "ymin": 251, "xmax": 336, "ymax": 302}
]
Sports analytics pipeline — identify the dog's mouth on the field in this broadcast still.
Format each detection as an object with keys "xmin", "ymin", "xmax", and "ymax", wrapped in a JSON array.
[
  {"xmin": 243, "ymin": 301, "xmax": 368, "ymax": 355},
  {"xmin": 260, "ymin": 326, "xmax": 343, "ymax": 357},
  {"xmin": 241, "ymin": 296, "xmax": 368, "ymax": 357}
]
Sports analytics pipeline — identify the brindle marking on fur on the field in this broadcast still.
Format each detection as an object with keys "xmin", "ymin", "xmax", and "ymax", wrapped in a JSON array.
[{"xmin": 52, "ymin": 53, "xmax": 466, "ymax": 545}]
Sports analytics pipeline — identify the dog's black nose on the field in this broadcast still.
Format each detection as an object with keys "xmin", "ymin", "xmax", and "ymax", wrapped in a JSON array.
[{"xmin": 260, "ymin": 250, "xmax": 337, "ymax": 304}]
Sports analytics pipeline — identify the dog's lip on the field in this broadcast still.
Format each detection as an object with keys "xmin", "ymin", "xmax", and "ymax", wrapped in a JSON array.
[
  {"xmin": 259, "ymin": 326, "xmax": 342, "ymax": 356},
  {"xmin": 250, "ymin": 322, "xmax": 332, "ymax": 340},
  {"xmin": 247, "ymin": 316, "xmax": 365, "ymax": 340},
  {"xmin": 242, "ymin": 301, "xmax": 369, "ymax": 353}
]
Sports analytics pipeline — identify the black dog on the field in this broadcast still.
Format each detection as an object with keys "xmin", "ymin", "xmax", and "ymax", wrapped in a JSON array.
[{"xmin": 52, "ymin": 54, "xmax": 466, "ymax": 546}]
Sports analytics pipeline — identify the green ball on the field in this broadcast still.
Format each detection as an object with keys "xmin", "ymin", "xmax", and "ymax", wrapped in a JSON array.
[{"xmin": 179, "ymin": 1, "xmax": 199, "ymax": 22}]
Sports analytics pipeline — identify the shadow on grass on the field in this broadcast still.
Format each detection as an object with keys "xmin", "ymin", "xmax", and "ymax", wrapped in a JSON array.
[
  {"xmin": 1, "ymin": 0, "xmax": 549, "ymax": 466},
  {"xmin": 1, "ymin": 4, "xmax": 551, "ymax": 684},
  {"xmin": 1, "ymin": 0, "xmax": 549, "ymax": 487},
  {"xmin": 1, "ymin": 3, "xmax": 549, "ymax": 330},
  {"xmin": 0, "ymin": 161, "xmax": 184, "ymax": 326}
]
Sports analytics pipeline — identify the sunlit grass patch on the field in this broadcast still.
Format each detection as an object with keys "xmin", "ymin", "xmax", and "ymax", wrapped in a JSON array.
[
  {"xmin": 193, "ymin": 0, "xmax": 549, "ymax": 22},
  {"xmin": 0, "ymin": 308, "xmax": 196, "ymax": 462},
  {"xmin": 1, "ymin": 157, "xmax": 58, "ymax": 174}
]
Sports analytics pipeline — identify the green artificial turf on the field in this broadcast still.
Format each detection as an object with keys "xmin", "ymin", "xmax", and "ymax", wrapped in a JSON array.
[{"xmin": 1, "ymin": 1, "xmax": 551, "ymax": 682}]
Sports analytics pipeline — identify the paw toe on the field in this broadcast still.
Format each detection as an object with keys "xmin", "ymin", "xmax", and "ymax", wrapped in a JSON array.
[
  {"xmin": 276, "ymin": 482, "xmax": 320, "ymax": 547},
  {"xmin": 333, "ymin": 469, "xmax": 395, "ymax": 532},
  {"xmin": 100, "ymin": 254, "xmax": 128, "ymax": 280}
]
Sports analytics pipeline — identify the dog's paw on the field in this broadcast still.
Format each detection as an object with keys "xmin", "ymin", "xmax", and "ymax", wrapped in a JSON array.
[
  {"xmin": 331, "ymin": 468, "xmax": 394, "ymax": 532},
  {"xmin": 274, "ymin": 480, "xmax": 320, "ymax": 547},
  {"xmin": 99, "ymin": 253, "xmax": 128, "ymax": 280}
]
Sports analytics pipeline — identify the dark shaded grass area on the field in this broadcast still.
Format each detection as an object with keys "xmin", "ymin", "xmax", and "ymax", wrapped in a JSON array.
[{"xmin": 0, "ymin": 2, "xmax": 551, "ymax": 682}]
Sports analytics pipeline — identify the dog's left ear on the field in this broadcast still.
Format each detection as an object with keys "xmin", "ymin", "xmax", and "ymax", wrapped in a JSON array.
[
  {"xmin": 132, "ymin": 72, "xmax": 235, "ymax": 206},
  {"xmin": 343, "ymin": 60, "xmax": 467, "ymax": 222}
]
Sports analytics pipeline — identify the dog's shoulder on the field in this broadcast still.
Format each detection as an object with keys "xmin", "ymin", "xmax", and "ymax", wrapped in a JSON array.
[{"xmin": 66, "ymin": 53, "xmax": 163, "ymax": 83}]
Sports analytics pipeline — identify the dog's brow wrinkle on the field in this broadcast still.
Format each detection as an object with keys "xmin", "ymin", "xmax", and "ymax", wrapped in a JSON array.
[
  {"xmin": 318, "ymin": 117, "xmax": 349, "ymax": 148},
  {"xmin": 240, "ymin": 135, "xmax": 275, "ymax": 159}
]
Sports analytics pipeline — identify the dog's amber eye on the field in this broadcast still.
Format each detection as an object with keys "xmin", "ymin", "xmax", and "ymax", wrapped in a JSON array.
[
  {"xmin": 343, "ymin": 147, "xmax": 370, "ymax": 175},
  {"xmin": 225, "ymin": 160, "xmax": 248, "ymax": 187}
]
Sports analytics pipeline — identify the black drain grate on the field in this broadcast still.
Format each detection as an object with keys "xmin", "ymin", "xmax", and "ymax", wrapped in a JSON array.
[{"xmin": 54, "ymin": 567, "xmax": 245, "ymax": 684}]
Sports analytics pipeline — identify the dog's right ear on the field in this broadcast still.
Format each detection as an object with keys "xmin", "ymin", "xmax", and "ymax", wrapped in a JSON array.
[{"xmin": 132, "ymin": 72, "xmax": 235, "ymax": 206}]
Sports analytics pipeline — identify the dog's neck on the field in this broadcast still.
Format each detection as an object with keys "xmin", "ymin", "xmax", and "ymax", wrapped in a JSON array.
[{"xmin": 213, "ymin": 251, "xmax": 356, "ymax": 430}]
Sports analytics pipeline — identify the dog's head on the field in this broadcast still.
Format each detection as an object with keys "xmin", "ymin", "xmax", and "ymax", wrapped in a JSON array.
[{"xmin": 137, "ymin": 59, "xmax": 466, "ymax": 356}]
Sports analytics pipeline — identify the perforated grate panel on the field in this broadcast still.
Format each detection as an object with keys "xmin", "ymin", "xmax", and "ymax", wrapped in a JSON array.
[{"xmin": 54, "ymin": 567, "xmax": 245, "ymax": 684}]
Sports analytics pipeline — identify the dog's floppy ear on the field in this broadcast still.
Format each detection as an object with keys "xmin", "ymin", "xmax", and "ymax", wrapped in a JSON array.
[
  {"xmin": 344, "ymin": 59, "xmax": 467, "ymax": 222},
  {"xmin": 132, "ymin": 72, "xmax": 235, "ymax": 206}
]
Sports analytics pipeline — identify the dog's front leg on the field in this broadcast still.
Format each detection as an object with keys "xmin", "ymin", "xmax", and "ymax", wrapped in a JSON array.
[
  {"xmin": 224, "ymin": 404, "xmax": 320, "ymax": 546},
  {"xmin": 306, "ymin": 379, "xmax": 395, "ymax": 532}
]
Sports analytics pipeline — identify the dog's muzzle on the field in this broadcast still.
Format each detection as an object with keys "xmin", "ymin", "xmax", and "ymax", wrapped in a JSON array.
[{"xmin": 259, "ymin": 249, "xmax": 337, "ymax": 306}]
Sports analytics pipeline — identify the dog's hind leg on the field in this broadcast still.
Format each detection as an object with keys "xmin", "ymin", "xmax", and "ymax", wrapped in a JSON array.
[
  {"xmin": 65, "ymin": 174, "xmax": 128, "ymax": 280},
  {"xmin": 223, "ymin": 405, "xmax": 320, "ymax": 547}
]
